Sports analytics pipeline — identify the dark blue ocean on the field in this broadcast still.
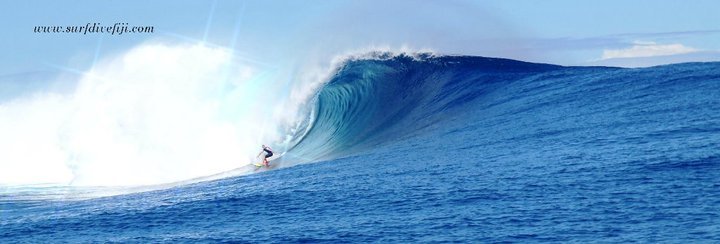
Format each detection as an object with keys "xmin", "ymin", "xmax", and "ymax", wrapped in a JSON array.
[{"xmin": 2, "ymin": 55, "xmax": 719, "ymax": 242}]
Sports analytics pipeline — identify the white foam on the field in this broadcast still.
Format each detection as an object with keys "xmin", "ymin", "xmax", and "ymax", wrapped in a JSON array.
[{"xmin": 0, "ymin": 43, "xmax": 310, "ymax": 187}]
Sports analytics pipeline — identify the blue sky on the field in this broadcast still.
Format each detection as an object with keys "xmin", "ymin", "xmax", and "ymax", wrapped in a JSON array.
[{"xmin": 1, "ymin": 0, "xmax": 719, "ymax": 75}]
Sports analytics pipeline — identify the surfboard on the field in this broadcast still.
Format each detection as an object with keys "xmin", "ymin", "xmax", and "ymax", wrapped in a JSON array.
[{"xmin": 251, "ymin": 152, "xmax": 284, "ymax": 170}]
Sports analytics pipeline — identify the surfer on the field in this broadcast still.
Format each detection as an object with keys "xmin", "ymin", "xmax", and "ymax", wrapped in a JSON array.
[{"xmin": 257, "ymin": 145, "xmax": 274, "ymax": 167}]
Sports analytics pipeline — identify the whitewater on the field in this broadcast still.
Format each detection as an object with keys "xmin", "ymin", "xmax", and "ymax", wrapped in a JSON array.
[{"xmin": 1, "ymin": 45, "xmax": 719, "ymax": 242}]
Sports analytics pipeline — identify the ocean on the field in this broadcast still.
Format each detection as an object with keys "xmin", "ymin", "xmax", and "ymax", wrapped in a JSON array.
[{"xmin": 2, "ymin": 55, "xmax": 719, "ymax": 242}]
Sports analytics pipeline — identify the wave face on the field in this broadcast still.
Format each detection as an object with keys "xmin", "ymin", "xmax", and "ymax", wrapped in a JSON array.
[
  {"xmin": 287, "ymin": 55, "xmax": 562, "ymax": 160},
  {"xmin": 3, "ymin": 55, "xmax": 720, "ymax": 242}
]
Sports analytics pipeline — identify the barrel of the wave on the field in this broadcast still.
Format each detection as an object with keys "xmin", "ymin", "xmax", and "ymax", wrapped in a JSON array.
[{"xmin": 288, "ymin": 54, "xmax": 561, "ymax": 161}]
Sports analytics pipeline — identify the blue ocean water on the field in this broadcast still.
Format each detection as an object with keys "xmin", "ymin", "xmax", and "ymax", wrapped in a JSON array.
[{"xmin": 2, "ymin": 55, "xmax": 720, "ymax": 242}]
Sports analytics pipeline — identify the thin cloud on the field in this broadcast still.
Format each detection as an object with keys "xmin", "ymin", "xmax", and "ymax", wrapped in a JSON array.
[
  {"xmin": 601, "ymin": 41, "xmax": 699, "ymax": 60},
  {"xmin": 609, "ymin": 29, "xmax": 720, "ymax": 39}
]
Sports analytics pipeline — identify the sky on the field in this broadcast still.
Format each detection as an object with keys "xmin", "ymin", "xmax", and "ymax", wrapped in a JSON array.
[{"xmin": 1, "ymin": 0, "xmax": 719, "ymax": 76}]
